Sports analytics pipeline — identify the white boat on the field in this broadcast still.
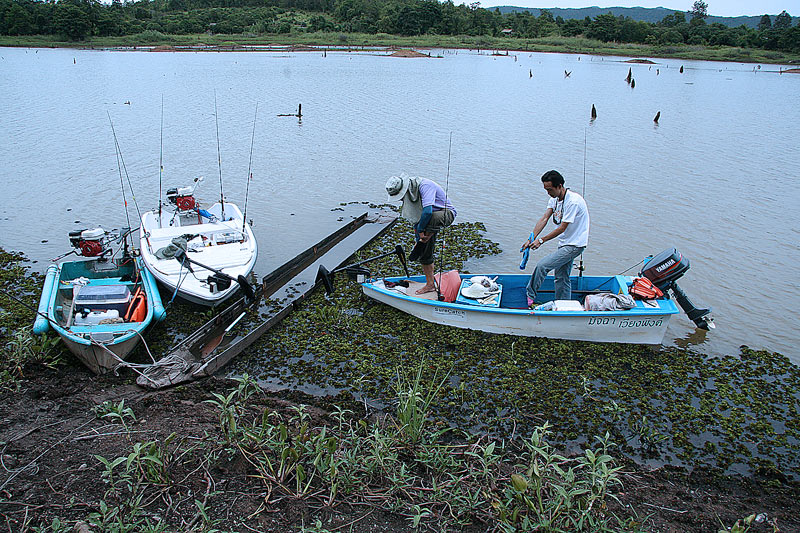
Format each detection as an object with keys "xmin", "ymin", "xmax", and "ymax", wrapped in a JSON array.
[
  {"xmin": 358, "ymin": 249, "xmax": 713, "ymax": 345},
  {"xmin": 140, "ymin": 197, "xmax": 257, "ymax": 306}
]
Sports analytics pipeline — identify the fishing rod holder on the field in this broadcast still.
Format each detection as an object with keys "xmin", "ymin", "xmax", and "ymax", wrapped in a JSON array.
[
  {"xmin": 317, "ymin": 245, "xmax": 409, "ymax": 295},
  {"xmin": 173, "ymin": 247, "xmax": 256, "ymax": 302}
]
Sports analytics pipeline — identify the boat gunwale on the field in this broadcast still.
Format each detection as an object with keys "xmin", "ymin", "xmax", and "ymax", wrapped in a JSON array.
[
  {"xmin": 139, "ymin": 201, "xmax": 258, "ymax": 305},
  {"xmin": 363, "ymin": 275, "xmax": 680, "ymax": 318},
  {"xmin": 46, "ymin": 258, "xmax": 156, "ymax": 347}
]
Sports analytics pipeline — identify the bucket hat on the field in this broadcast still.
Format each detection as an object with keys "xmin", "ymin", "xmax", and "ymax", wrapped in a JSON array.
[{"xmin": 386, "ymin": 175, "xmax": 410, "ymax": 202}]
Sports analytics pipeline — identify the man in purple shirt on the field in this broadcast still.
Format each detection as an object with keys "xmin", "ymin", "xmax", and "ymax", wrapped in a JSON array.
[{"xmin": 386, "ymin": 175, "xmax": 457, "ymax": 294}]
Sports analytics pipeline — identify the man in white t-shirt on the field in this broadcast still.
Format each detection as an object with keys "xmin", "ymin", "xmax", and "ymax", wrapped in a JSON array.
[{"xmin": 521, "ymin": 170, "xmax": 590, "ymax": 306}]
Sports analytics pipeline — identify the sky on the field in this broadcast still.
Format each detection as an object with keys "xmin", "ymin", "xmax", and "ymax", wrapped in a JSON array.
[{"xmin": 476, "ymin": 1, "xmax": 800, "ymax": 18}]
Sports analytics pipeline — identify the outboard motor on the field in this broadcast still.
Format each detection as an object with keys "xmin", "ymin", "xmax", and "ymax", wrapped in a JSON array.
[
  {"xmin": 166, "ymin": 186, "xmax": 197, "ymax": 211},
  {"xmin": 641, "ymin": 248, "xmax": 715, "ymax": 330},
  {"xmin": 69, "ymin": 228, "xmax": 107, "ymax": 257},
  {"xmin": 166, "ymin": 176, "xmax": 203, "ymax": 211}
]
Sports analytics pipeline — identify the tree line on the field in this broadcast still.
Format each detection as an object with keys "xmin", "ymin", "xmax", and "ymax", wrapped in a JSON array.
[{"xmin": 1, "ymin": 0, "xmax": 798, "ymax": 53}]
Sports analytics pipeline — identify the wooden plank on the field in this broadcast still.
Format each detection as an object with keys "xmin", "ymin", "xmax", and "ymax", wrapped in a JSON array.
[
  {"xmin": 194, "ymin": 212, "xmax": 397, "ymax": 377},
  {"xmin": 137, "ymin": 209, "xmax": 397, "ymax": 389}
]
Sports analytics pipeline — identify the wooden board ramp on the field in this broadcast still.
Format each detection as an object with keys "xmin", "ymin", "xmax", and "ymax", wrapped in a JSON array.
[{"xmin": 137, "ymin": 209, "xmax": 397, "ymax": 389}]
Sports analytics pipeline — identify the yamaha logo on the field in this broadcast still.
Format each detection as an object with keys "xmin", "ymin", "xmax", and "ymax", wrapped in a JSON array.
[{"xmin": 655, "ymin": 259, "xmax": 675, "ymax": 273}]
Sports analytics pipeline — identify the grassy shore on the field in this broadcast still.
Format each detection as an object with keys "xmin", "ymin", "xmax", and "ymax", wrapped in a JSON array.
[
  {"xmin": 2, "ymin": 32, "xmax": 799, "ymax": 64},
  {"xmin": 2, "ymin": 221, "xmax": 799, "ymax": 531}
]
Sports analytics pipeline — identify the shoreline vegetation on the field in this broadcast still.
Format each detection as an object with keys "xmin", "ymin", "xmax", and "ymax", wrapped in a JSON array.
[
  {"xmin": 1, "ymin": 216, "xmax": 800, "ymax": 531},
  {"xmin": 2, "ymin": 32, "xmax": 800, "ymax": 64}
]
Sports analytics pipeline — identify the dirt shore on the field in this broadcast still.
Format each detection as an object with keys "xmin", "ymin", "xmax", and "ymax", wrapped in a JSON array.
[{"xmin": 1, "ymin": 362, "xmax": 797, "ymax": 532}]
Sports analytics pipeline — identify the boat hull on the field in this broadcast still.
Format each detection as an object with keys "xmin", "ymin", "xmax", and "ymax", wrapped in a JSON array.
[
  {"xmin": 58, "ymin": 332, "xmax": 144, "ymax": 375},
  {"xmin": 37, "ymin": 256, "xmax": 165, "ymax": 374},
  {"xmin": 362, "ymin": 274, "xmax": 679, "ymax": 345}
]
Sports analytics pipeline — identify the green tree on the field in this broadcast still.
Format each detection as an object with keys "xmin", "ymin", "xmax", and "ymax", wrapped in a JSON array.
[
  {"xmin": 689, "ymin": 0, "xmax": 708, "ymax": 21},
  {"xmin": 662, "ymin": 28, "xmax": 683, "ymax": 43},
  {"xmin": 559, "ymin": 17, "xmax": 584, "ymax": 37},
  {"xmin": 586, "ymin": 12, "xmax": 619, "ymax": 42},
  {"xmin": 660, "ymin": 11, "xmax": 686, "ymax": 27},
  {"xmin": 54, "ymin": 0, "xmax": 92, "ymax": 40},
  {"xmin": 538, "ymin": 8, "xmax": 553, "ymax": 23},
  {"xmin": 757, "ymin": 14, "xmax": 771, "ymax": 30},
  {"xmin": 3, "ymin": 2, "xmax": 34, "ymax": 35},
  {"xmin": 773, "ymin": 10, "xmax": 791, "ymax": 29}
]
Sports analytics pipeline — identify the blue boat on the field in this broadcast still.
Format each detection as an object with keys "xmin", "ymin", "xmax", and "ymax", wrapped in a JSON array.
[
  {"xmin": 34, "ymin": 254, "xmax": 166, "ymax": 374},
  {"xmin": 357, "ymin": 248, "xmax": 714, "ymax": 345}
]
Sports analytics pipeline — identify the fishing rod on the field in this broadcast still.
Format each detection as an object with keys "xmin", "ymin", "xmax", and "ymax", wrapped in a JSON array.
[
  {"xmin": 435, "ymin": 131, "xmax": 454, "ymax": 302},
  {"xmin": 577, "ymin": 128, "xmax": 587, "ymax": 277},
  {"xmin": 0, "ymin": 289, "xmax": 60, "ymax": 331},
  {"xmin": 158, "ymin": 95, "xmax": 164, "ymax": 227},
  {"xmin": 243, "ymin": 102, "xmax": 258, "ymax": 233},
  {"xmin": 108, "ymin": 112, "xmax": 148, "ymax": 269},
  {"xmin": 213, "ymin": 92, "xmax": 225, "ymax": 221},
  {"xmin": 108, "ymin": 112, "xmax": 134, "ymax": 233}
]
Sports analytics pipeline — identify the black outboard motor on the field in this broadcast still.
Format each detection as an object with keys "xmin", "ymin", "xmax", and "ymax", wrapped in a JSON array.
[{"xmin": 641, "ymin": 248, "xmax": 715, "ymax": 330}]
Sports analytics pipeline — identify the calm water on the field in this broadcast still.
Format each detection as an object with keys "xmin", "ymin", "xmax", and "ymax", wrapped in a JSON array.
[{"xmin": 1, "ymin": 46, "xmax": 798, "ymax": 362}]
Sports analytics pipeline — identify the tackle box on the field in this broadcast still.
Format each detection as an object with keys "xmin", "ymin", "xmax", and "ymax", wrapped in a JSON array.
[{"xmin": 74, "ymin": 284, "xmax": 131, "ymax": 315}]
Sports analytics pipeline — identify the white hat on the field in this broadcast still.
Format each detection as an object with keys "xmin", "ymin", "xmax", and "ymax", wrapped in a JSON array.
[
  {"xmin": 386, "ymin": 175, "xmax": 410, "ymax": 202},
  {"xmin": 461, "ymin": 280, "xmax": 500, "ymax": 299}
]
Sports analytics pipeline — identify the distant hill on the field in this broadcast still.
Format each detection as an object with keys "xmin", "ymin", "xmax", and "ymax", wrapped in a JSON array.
[{"xmin": 490, "ymin": 6, "xmax": 774, "ymax": 29}]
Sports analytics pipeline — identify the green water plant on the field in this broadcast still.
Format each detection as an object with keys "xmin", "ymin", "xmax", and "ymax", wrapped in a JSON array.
[
  {"xmin": 203, "ymin": 373, "xmax": 260, "ymax": 444},
  {"xmin": 717, "ymin": 512, "xmax": 779, "ymax": 533},
  {"xmin": 394, "ymin": 360, "xmax": 450, "ymax": 444}
]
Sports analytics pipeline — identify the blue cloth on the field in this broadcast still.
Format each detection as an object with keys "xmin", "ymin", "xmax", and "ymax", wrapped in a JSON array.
[
  {"xmin": 196, "ymin": 209, "xmax": 218, "ymax": 222},
  {"xmin": 520, "ymin": 232, "xmax": 535, "ymax": 270},
  {"xmin": 415, "ymin": 205, "xmax": 433, "ymax": 235},
  {"xmin": 526, "ymin": 245, "xmax": 585, "ymax": 301}
]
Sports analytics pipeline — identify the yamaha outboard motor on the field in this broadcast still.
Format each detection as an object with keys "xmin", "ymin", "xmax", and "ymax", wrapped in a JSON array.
[{"xmin": 641, "ymin": 248, "xmax": 714, "ymax": 330}]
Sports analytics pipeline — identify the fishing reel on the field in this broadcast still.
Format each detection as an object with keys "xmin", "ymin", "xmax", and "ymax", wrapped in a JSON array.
[
  {"xmin": 69, "ymin": 227, "xmax": 112, "ymax": 257},
  {"xmin": 166, "ymin": 176, "xmax": 204, "ymax": 212}
]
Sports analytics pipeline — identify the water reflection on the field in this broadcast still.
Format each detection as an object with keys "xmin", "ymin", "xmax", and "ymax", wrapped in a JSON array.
[{"xmin": 674, "ymin": 327, "xmax": 709, "ymax": 349}]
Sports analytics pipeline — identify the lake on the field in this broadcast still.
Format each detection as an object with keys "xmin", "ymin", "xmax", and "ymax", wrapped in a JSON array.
[{"xmin": 0, "ymin": 46, "xmax": 798, "ymax": 363}]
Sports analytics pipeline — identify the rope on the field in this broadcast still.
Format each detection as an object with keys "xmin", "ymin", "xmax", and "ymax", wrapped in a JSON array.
[
  {"xmin": 89, "ymin": 329, "xmax": 184, "ymax": 387},
  {"xmin": 168, "ymin": 260, "xmax": 189, "ymax": 306}
]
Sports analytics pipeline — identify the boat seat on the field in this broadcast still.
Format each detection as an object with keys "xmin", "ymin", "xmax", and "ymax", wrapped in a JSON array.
[
  {"xmin": 144, "ymin": 221, "xmax": 243, "ymax": 244},
  {"xmin": 615, "ymin": 275, "xmax": 631, "ymax": 295}
]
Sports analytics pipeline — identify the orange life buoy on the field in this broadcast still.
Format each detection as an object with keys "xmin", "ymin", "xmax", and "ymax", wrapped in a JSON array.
[
  {"xmin": 129, "ymin": 295, "xmax": 147, "ymax": 322},
  {"xmin": 125, "ymin": 287, "xmax": 147, "ymax": 322}
]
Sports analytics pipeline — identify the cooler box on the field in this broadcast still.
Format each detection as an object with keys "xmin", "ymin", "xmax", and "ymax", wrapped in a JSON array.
[{"xmin": 74, "ymin": 284, "xmax": 131, "ymax": 315}]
